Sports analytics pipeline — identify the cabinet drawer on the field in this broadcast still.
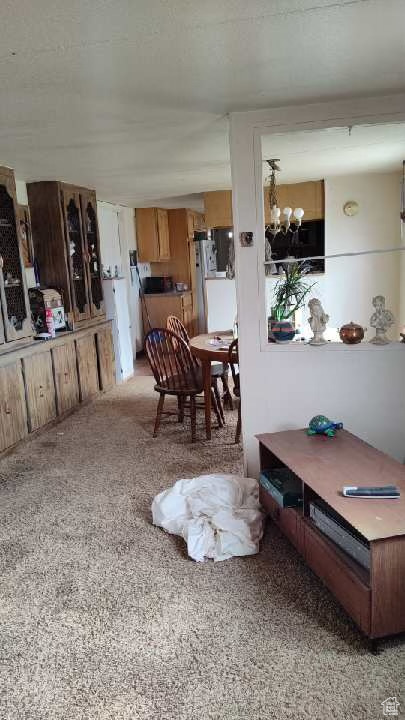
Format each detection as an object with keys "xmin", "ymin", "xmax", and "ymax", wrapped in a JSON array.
[
  {"xmin": 304, "ymin": 520, "xmax": 370, "ymax": 634},
  {"xmin": 52, "ymin": 342, "xmax": 80, "ymax": 415},
  {"xmin": 259, "ymin": 487, "xmax": 301, "ymax": 552},
  {"xmin": 76, "ymin": 334, "xmax": 99, "ymax": 401},
  {"xmin": 23, "ymin": 352, "xmax": 56, "ymax": 432},
  {"xmin": 0, "ymin": 362, "xmax": 28, "ymax": 451}
]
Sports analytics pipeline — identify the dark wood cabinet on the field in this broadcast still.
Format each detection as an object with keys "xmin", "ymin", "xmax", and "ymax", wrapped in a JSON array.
[
  {"xmin": 52, "ymin": 342, "xmax": 80, "ymax": 415},
  {"xmin": 23, "ymin": 351, "xmax": 57, "ymax": 432},
  {"xmin": 76, "ymin": 334, "xmax": 99, "ymax": 401},
  {"xmin": 0, "ymin": 167, "xmax": 33, "ymax": 343},
  {"xmin": 96, "ymin": 325, "xmax": 115, "ymax": 390},
  {"xmin": 27, "ymin": 181, "xmax": 105, "ymax": 328}
]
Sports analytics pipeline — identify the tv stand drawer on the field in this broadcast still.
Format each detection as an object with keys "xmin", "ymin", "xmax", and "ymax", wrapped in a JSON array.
[{"xmin": 304, "ymin": 520, "xmax": 370, "ymax": 634}]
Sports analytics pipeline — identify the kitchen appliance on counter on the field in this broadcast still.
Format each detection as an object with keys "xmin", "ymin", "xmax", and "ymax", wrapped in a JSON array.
[
  {"xmin": 29, "ymin": 287, "xmax": 66, "ymax": 334},
  {"xmin": 143, "ymin": 276, "xmax": 173, "ymax": 294}
]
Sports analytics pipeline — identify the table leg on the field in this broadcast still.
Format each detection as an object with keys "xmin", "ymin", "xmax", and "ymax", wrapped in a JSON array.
[{"xmin": 202, "ymin": 358, "xmax": 212, "ymax": 440}]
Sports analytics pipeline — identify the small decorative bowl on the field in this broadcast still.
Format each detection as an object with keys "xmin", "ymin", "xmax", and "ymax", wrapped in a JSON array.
[{"xmin": 339, "ymin": 321, "xmax": 366, "ymax": 344}]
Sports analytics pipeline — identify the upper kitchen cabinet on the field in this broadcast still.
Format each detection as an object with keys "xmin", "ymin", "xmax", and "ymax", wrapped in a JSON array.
[
  {"xmin": 204, "ymin": 182, "xmax": 325, "ymax": 227},
  {"xmin": 27, "ymin": 181, "xmax": 105, "ymax": 328},
  {"xmin": 0, "ymin": 166, "xmax": 33, "ymax": 343},
  {"xmin": 136, "ymin": 207, "xmax": 170, "ymax": 262},
  {"xmin": 263, "ymin": 180, "xmax": 325, "ymax": 224},
  {"xmin": 204, "ymin": 191, "xmax": 233, "ymax": 228}
]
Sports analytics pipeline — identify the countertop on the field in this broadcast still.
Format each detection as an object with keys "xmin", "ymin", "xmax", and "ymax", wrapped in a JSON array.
[{"xmin": 143, "ymin": 290, "xmax": 191, "ymax": 297}]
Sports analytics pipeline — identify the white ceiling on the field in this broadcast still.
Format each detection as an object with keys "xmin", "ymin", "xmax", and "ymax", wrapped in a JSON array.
[
  {"xmin": 262, "ymin": 122, "xmax": 405, "ymax": 183},
  {"xmin": 0, "ymin": 0, "xmax": 405, "ymax": 207}
]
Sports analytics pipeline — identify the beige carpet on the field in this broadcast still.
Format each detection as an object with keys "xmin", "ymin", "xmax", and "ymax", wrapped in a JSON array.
[{"xmin": 0, "ymin": 375, "xmax": 404, "ymax": 720}]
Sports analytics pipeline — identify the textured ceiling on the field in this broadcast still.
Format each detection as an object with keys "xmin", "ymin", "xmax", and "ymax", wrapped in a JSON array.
[{"xmin": 0, "ymin": 0, "xmax": 404, "ymax": 206}]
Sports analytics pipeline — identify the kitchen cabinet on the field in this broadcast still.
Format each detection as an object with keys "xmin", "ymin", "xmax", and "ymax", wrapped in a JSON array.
[
  {"xmin": 203, "ymin": 191, "xmax": 233, "ymax": 228},
  {"xmin": 23, "ymin": 351, "xmax": 57, "ymax": 432},
  {"xmin": 52, "ymin": 342, "xmax": 80, "ymax": 415},
  {"xmin": 136, "ymin": 207, "xmax": 170, "ymax": 262},
  {"xmin": 264, "ymin": 180, "xmax": 325, "ymax": 223},
  {"xmin": 0, "ymin": 362, "xmax": 27, "ymax": 452},
  {"xmin": 27, "ymin": 181, "xmax": 105, "ymax": 328},
  {"xmin": 0, "ymin": 167, "xmax": 33, "ymax": 343},
  {"xmin": 76, "ymin": 334, "xmax": 99, "ymax": 401},
  {"xmin": 204, "ymin": 182, "xmax": 325, "ymax": 227},
  {"xmin": 142, "ymin": 292, "xmax": 194, "ymax": 337},
  {"xmin": 96, "ymin": 325, "xmax": 115, "ymax": 390}
]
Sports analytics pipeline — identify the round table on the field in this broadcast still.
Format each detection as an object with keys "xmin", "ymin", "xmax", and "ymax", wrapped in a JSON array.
[{"xmin": 190, "ymin": 331, "xmax": 233, "ymax": 439}]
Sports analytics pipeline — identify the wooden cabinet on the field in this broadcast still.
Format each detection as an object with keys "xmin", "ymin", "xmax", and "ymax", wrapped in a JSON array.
[
  {"xmin": 136, "ymin": 207, "xmax": 170, "ymax": 262},
  {"xmin": 76, "ymin": 334, "xmax": 99, "ymax": 401},
  {"xmin": 142, "ymin": 292, "xmax": 193, "ymax": 336},
  {"xmin": 52, "ymin": 342, "xmax": 80, "ymax": 415},
  {"xmin": 23, "ymin": 352, "xmax": 56, "ymax": 432},
  {"xmin": 0, "ymin": 362, "xmax": 27, "ymax": 451},
  {"xmin": 204, "ymin": 191, "xmax": 233, "ymax": 228},
  {"xmin": 96, "ymin": 326, "xmax": 115, "ymax": 390},
  {"xmin": 204, "ymin": 182, "xmax": 325, "ymax": 227},
  {"xmin": 264, "ymin": 180, "xmax": 325, "ymax": 223},
  {"xmin": 27, "ymin": 181, "xmax": 104, "ymax": 328},
  {"xmin": 0, "ymin": 167, "xmax": 33, "ymax": 343}
]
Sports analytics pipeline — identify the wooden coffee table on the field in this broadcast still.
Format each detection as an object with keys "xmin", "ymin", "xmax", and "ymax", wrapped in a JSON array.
[
  {"xmin": 257, "ymin": 428, "xmax": 405, "ymax": 643},
  {"xmin": 190, "ymin": 331, "xmax": 233, "ymax": 439}
]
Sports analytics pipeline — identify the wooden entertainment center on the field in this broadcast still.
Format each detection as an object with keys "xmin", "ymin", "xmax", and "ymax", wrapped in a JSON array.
[{"xmin": 257, "ymin": 429, "xmax": 405, "ymax": 641}]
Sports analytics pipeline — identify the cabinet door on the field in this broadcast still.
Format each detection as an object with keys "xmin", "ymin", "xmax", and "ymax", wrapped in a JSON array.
[
  {"xmin": 62, "ymin": 189, "xmax": 91, "ymax": 322},
  {"xmin": 96, "ymin": 326, "xmax": 115, "ymax": 391},
  {"xmin": 23, "ymin": 352, "xmax": 57, "ymax": 432},
  {"xmin": 0, "ymin": 169, "xmax": 33, "ymax": 342},
  {"xmin": 0, "ymin": 362, "xmax": 28, "ymax": 452},
  {"xmin": 157, "ymin": 208, "xmax": 170, "ymax": 260},
  {"xmin": 76, "ymin": 334, "xmax": 99, "ymax": 401},
  {"xmin": 136, "ymin": 208, "xmax": 160, "ymax": 262},
  {"xmin": 52, "ymin": 342, "xmax": 80, "ymax": 415},
  {"xmin": 80, "ymin": 191, "xmax": 105, "ymax": 318}
]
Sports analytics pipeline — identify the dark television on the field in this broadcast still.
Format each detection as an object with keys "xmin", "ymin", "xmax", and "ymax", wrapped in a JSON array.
[{"xmin": 266, "ymin": 219, "xmax": 325, "ymax": 274}]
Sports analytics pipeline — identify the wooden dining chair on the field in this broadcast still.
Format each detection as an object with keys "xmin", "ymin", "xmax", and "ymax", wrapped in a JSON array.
[
  {"xmin": 144, "ymin": 327, "xmax": 222, "ymax": 442},
  {"xmin": 167, "ymin": 314, "xmax": 231, "ymax": 422},
  {"xmin": 228, "ymin": 338, "xmax": 241, "ymax": 443}
]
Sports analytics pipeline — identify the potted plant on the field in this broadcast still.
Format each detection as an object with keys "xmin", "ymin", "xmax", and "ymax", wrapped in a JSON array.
[{"xmin": 269, "ymin": 261, "xmax": 316, "ymax": 342}]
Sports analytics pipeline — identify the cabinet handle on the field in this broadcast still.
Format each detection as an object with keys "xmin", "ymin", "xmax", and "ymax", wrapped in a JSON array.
[{"xmin": 4, "ymin": 404, "xmax": 11, "ymax": 415}]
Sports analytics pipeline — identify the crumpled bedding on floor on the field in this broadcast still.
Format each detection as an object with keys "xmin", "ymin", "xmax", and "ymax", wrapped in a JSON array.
[{"xmin": 152, "ymin": 474, "xmax": 264, "ymax": 562}]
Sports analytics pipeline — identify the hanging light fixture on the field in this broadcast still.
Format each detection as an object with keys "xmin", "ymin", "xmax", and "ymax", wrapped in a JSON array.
[{"xmin": 266, "ymin": 159, "xmax": 304, "ymax": 236}]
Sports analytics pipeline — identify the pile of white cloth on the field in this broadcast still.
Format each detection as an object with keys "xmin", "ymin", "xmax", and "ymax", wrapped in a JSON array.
[{"xmin": 152, "ymin": 474, "xmax": 264, "ymax": 562}]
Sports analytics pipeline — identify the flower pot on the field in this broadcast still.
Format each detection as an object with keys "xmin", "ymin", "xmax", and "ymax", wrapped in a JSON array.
[{"xmin": 270, "ymin": 319, "xmax": 296, "ymax": 343}]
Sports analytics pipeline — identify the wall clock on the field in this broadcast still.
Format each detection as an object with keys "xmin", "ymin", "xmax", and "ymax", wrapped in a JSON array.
[{"xmin": 343, "ymin": 201, "xmax": 359, "ymax": 217}]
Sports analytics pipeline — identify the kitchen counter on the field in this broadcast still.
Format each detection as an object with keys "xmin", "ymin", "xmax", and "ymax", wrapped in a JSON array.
[{"xmin": 143, "ymin": 290, "xmax": 191, "ymax": 297}]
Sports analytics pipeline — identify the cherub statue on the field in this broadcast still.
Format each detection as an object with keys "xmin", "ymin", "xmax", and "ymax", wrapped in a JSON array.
[
  {"xmin": 369, "ymin": 295, "xmax": 394, "ymax": 345},
  {"xmin": 308, "ymin": 298, "xmax": 329, "ymax": 345}
]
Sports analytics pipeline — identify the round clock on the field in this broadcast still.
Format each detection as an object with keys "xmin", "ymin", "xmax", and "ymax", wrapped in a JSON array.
[{"xmin": 343, "ymin": 201, "xmax": 359, "ymax": 217}]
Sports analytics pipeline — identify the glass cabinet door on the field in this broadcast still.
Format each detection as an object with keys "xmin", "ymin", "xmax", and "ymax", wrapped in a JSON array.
[
  {"xmin": 81, "ymin": 193, "xmax": 104, "ymax": 317},
  {"xmin": 0, "ymin": 181, "xmax": 32, "ymax": 341},
  {"xmin": 63, "ymin": 190, "xmax": 90, "ymax": 322}
]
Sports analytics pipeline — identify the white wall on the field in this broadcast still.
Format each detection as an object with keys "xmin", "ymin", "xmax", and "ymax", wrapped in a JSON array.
[
  {"xmin": 206, "ymin": 278, "xmax": 237, "ymax": 332},
  {"xmin": 229, "ymin": 94, "xmax": 405, "ymax": 476},
  {"xmin": 266, "ymin": 172, "xmax": 402, "ymax": 339}
]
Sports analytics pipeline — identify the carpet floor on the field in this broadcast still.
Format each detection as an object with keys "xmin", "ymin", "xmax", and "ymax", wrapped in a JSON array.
[{"xmin": 0, "ymin": 375, "xmax": 404, "ymax": 720}]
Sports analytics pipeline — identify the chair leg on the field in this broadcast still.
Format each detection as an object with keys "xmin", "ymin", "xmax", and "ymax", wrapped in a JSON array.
[
  {"xmin": 153, "ymin": 393, "xmax": 165, "ymax": 437},
  {"xmin": 177, "ymin": 396, "xmax": 185, "ymax": 423},
  {"xmin": 235, "ymin": 400, "xmax": 242, "ymax": 444},
  {"xmin": 212, "ymin": 379, "xmax": 225, "ymax": 426},
  {"xmin": 221, "ymin": 367, "xmax": 233, "ymax": 411},
  {"xmin": 190, "ymin": 395, "xmax": 197, "ymax": 442},
  {"xmin": 211, "ymin": 388, "xmax": 223, "ymax": 428}
]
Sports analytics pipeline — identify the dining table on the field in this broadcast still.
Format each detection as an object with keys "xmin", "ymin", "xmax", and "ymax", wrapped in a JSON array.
[{"xmin": 189, "ymin": 330, "xmax": 234, "ymax": 440}]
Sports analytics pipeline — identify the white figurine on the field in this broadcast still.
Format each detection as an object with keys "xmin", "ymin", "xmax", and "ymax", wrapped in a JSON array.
[
  {"xmin": 369, "ymin": 295, "xmax": 394, "ymax": 345},
  {"xmin": 308, "ymin": 298, "xmax": 329, "ymax": 345}
]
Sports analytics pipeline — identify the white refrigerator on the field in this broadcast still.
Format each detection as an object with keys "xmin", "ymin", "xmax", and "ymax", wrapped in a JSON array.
[{"xmin": 102, "ymin": 278, "xmax": 134, "ymax": 383}]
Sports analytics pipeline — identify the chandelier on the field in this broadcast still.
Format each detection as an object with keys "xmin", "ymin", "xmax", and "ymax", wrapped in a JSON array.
[{"xmin": 266, "ymin": 159, "xmax": 304, "ymax": 237}]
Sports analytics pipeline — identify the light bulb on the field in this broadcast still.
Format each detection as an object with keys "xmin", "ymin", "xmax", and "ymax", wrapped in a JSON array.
[
  {"xmin": 293, "ymin": 207, "xmax": 304, "ymax": 220},
  {"xmin": 272, "ymin": 206, "xmax": 281, "ymax": 219},
  {"xmin": 228, "ymin": 230, "xmax": 233, "ymax": 239},
  {"xmin": 283, "ymin": 207, "xmax": 292, "ymax": 219}
]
